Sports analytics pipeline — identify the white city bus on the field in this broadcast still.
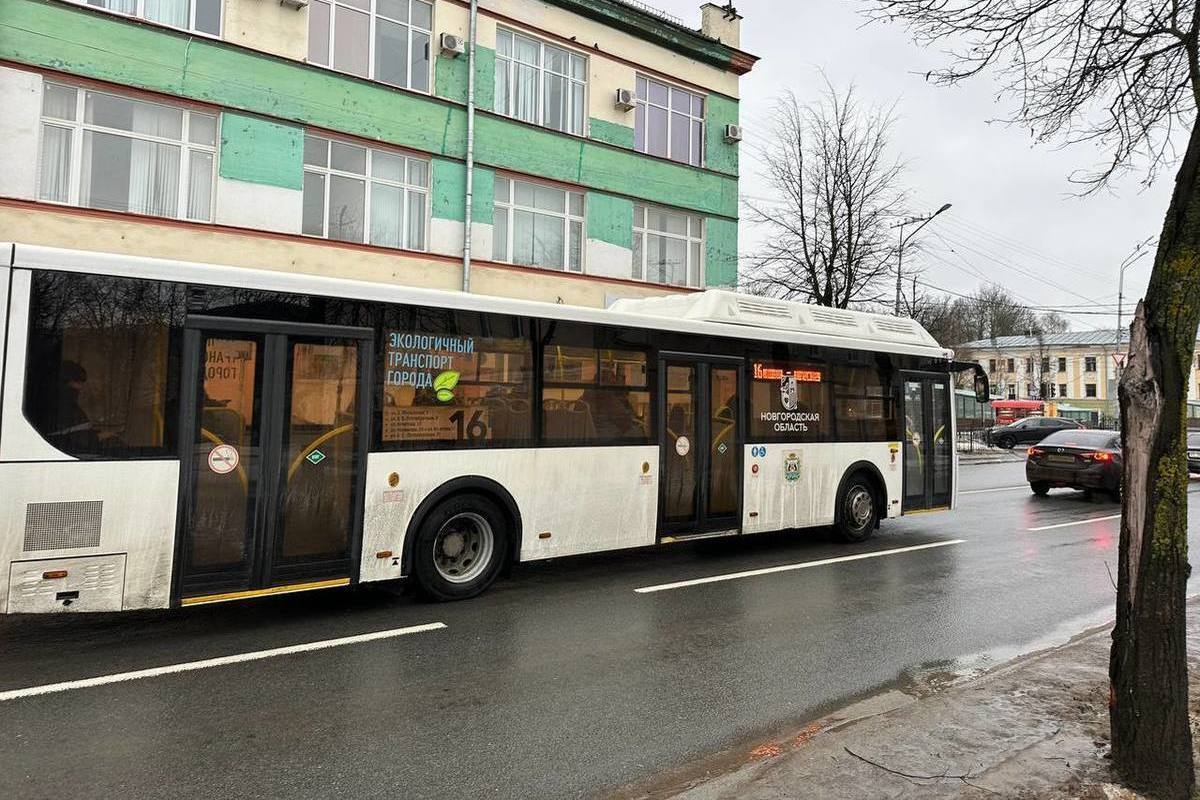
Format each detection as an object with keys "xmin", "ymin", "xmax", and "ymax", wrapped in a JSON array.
[{"xmin": 0, "ymin": 243, "xmax": 987, "ymax": 613}]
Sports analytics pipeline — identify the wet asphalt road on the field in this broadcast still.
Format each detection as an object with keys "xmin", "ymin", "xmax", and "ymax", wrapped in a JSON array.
[{"xmin": 2, "ymin": 461, "xmax": 1198, "ymax": 800}]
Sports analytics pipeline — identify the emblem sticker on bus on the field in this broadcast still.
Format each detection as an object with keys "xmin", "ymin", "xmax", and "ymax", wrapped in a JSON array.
[{"xmin": 784, "ymin": 452, "xmax": 800, "ymax": 482}]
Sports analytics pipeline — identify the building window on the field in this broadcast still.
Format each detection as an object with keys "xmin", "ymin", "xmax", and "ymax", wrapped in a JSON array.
[
  {"xmin": 1006, "ymin": 358, "xmax": 1015, "ymax": 372},
  {"xmin": 1007, "ymin": 386, "xmax": 1016, "ymax": 400},
  {"xmin": 76, "ymin": 0, "xmax": 221, "ymax": 35},
  {"xmin": 1025, "ymin": 357, "xmax": 1033, "ymax": 373},
  {"xmin": 38, "ymin": 83, "xmax": 217, "ymax": 222},
  {"xmin": 308, "ymin": 0, "xmax": 432, "ymax": 92},
  {"xmin": 1059, "ymin": 383, "xmax": 1068, "ymax": 398},
  {"xmin": 632, "ymin": 204, "xmax": 704, "ymax": 288},
  {"xmin": 1085, "ymin": 383, "xmax": 1098, "ymax": 398},
  {"xmin": 494, "ymin": 28, "xmax": 586, "ymax": 136},
  {"xmin": 1041, "ymin": 357, "xmax": 1051, "ymax": 373},
  {"xmin": 988, "ymin": 358, "xmax": 996, "ymax": 373},
  {"xmin": 302, "ymin": 134, "xmax": 428, "ymax": 250},
  {"xmin": 1084, "ymin": 356, "xmax": 1097, "ymax": 372},
  {"xmin": 635, "ymin": 75, "xmax": 704, "ymax": 166},
  {"xmin": 492, "ymin": 175, "xmax": 584, "ymax": 272},
  {"xmin": 1058, "ymin": 357, "xmax": 1067, "ymax": 372}
]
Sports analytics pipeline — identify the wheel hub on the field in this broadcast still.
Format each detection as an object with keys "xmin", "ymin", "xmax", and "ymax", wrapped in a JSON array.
[
  {"xmin": 433, "ymin": 512, "xmax": 495, "ymax": 584},
  {"xmin": 847, "ymin": 488, "xmax": 873, "ymax": 527},
  {"xmin": 441, "ymin": 531, "xmax": 465, "ymax": 558}
]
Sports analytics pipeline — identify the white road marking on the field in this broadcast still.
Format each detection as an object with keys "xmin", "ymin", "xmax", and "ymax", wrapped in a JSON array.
[
  {"xmin": 0, "ymin": 622, "xmax": 446, "ymax": 702},
  {"xmin": 1028, "ymin": 514, "xmax": 1122, "ymax": 532},
  {"xmin": 634, "ymin": 540, "xmax": 966, "ymax": 594},
  {"xmin": 960, "ymin": 486, "xmax": 1028, "ymax": 495}
]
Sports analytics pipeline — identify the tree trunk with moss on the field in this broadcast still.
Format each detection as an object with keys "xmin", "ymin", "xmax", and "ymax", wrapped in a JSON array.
[{"xmin": 1110, "ymin": 118, "xmax": 1200, "ymax": 799}]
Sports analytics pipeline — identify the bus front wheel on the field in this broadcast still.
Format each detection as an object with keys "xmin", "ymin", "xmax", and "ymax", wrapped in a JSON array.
[
  {"xmin": 834, "ymin": 476, "xmax": 877, "ymax": 543},
  {"xmin": 413, "ymin": 493, "xmax": 509, "ymax": 601}
]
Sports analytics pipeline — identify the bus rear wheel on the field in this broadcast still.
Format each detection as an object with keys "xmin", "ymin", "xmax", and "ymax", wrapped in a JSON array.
[
  {"xmin": 413, "ymin": 493, "xmax": 509, "ymax": 601},
  {"xmin": 834, "ymin": 476, "xmax": 877, "ymax": 543}
]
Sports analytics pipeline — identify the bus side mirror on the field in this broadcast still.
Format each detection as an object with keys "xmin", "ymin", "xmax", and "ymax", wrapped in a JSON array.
[{"xmin": 974, "ymin": 368, "xmax": 990, "ymax": 404}]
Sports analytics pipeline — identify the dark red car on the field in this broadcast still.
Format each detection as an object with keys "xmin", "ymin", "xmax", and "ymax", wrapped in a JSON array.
[{"xmin": 1026, "ymin": 429, "xmax": 1122, "ymax": 500}]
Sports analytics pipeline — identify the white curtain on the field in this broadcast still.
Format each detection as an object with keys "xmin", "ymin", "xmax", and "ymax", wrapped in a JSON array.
[
  {"xmin": 187, "ymin": 150, "xmax": 212, "ymax": 220},
  {"xmin": 514, "ymin": 64, "xmax": 537, "ymax": 123},
  {"xmin": 96, "ymin": 0, "xmax": 138, "ymax": 14},
  {"xmin": 407, "ymin": 189, "xmax": 425, "ymax": 250},
  {"xmin": 38, "ymin": 124, "xmax": 73, "ymax": 203},
  {"xmin": 495, "ymin": 58, "xmax": 510, "ymax": 116},
  {"xmin": 369, "ymin": 183, "xmax": 402, "ymax": 249},
  {"xmin": 129, "ymin": 140, "xmax": 180, "ymax": 217},
  {"xmin": 143, "ymin": 0, "xmax": 189, "ymax": 28}
]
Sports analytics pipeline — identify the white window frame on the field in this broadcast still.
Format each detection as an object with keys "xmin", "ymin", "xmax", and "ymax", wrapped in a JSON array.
[
  {"xmin": 307, "ymin": 0, "xmax": 434, "ymax": 94},
  {"xmin": 71, "ymin": 0, "xmax": 222, "ymax": 37},
  {"xmin": 301, "ymin": 133, "xmax": 430, "ymax": 251},
  {"xmin": 37, "ymin": 82, "xmax": 218, "ymax": 223},
  {"xmin": 492, "ymin": 175, "xmax": 585, "ymax": 273},
  {"xmin": 494, "ymin": 27, "xmax": 588, "ymax": 137},
  {"xmin": 635, "ymin": 74, "xmax": 705, "ymax": 167},
  {"xmin": 632, "ymin": 203, "xmax": 705, "ymax": 288}
]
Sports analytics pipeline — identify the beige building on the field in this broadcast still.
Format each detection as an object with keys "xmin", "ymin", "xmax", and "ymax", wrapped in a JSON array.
[{"xmin": 957, "ymin": 330, "xmax": 1200, "ymax": 411}]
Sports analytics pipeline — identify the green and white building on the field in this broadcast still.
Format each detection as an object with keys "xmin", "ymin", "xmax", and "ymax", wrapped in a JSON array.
[{"xmin": 0, "ymin": 0, "xmax": 756, "ymax": 306}]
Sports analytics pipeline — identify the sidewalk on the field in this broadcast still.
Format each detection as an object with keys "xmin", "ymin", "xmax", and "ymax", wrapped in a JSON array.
[
  {"xmin": 958, "ymin": 446, "xmax": 1027, "ymax": 465},
  {"xmin": 625, "ymin": 601, "xmax": 1200, "ymax": 799}
]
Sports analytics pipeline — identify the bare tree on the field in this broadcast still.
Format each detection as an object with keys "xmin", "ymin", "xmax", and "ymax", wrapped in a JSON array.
[
  {"xmin": 869, "ymin": 1, "xmax": 1199, "ymax": 795},
  {"xmin": 743, "ymin": 79, "xmax": 905, "ymax": 307}
]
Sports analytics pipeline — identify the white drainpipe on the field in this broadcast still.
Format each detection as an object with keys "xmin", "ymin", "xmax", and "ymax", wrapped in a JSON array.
[{"xmin": 462, "ymin": 0, "xmax": 478, "ymax": 292}]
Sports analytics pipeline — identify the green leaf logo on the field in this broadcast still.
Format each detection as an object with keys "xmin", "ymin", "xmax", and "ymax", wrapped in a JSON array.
[{"xmin": 433, "ymin": 370, "xmax": 459, "ymax": 403}]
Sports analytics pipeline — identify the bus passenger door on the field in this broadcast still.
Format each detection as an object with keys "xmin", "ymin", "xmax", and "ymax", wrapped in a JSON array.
[
  {"xmin": 901, "ymin": 374, "xmax": 952, "ymax": 512},
  {"xmin": 174, "ymin": 319, "xmax": 373, "ymax": 604},
  {"xmin": 659, "ymin": 357, "xmax": 742, "ymax": 538}
]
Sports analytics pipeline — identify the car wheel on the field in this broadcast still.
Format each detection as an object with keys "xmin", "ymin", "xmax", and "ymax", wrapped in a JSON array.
[
  {"xmin": 834, "ymin": 475, "xmax": 877, "ymax": 543},
  {"xmin": 1030, "ymin": 481, "xmax": 1050, "ymax": 497},
  {"xmin": 412, "ymin": 493, "xmax": 510, "ymax": 601},
  {"xmin": 998, "ymin": 435, "xmax": 1015, "ymax": 450}
]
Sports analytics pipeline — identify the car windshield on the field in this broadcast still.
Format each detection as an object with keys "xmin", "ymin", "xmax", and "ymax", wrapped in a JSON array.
[{"xmin": 1040, "ymin": 429, "xmax": 1118, "ymax": 449}]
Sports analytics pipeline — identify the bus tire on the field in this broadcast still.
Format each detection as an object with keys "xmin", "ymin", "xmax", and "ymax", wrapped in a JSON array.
[
  {"xmin": 412, "ymin": 493, "xmax": 509, "ymax": 602},
  {"xmin": 834, "ymin": 475, "xmax": 877, "ymax": 543}
]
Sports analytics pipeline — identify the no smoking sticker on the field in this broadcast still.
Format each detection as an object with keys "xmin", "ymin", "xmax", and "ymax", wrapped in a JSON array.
[{"xmin": 208, "ymin": 444, "xmax": 239, "ymax": 475}]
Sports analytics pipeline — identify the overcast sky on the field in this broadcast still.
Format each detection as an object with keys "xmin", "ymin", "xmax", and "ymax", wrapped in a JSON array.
[{"xmin": 651, "ymin": 0, "xmax": 1175, "ymax": 331}]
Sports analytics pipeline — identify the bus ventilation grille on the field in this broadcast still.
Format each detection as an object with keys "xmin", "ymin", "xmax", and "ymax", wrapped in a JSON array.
[{"xmin": 23, "ymin": 501, "xmax": 103, "ymax": 551}]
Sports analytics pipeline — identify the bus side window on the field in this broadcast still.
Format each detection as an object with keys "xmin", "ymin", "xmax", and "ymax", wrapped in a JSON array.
[
  {"xmin": 24, "ymin": 270, "xmax": 183, "ymax": 459},
  {"xmin": 541, "ymin": 343, "xmax": 651, "ymax": 444},
  {"xmin": 378, "ymin": 312, "xmax": 533, "ymax": 447}
]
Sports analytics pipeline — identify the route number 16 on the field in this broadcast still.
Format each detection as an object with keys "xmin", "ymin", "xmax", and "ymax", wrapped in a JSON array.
[{"xmin": 449, "ymin": 409, "xmax": 488, "ymax": 441}]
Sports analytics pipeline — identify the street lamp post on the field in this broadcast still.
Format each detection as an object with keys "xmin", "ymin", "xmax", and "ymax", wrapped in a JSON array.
[
  {"xmin": 894, "ymin": 203, "xmax": 953, "ymax": 316},
  {"xmin": 1112, "ymin": 238, "xmax": 1153, "ymax": 423}
]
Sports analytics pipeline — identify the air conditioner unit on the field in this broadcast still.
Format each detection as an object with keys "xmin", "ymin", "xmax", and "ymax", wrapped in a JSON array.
[
  {"xmin": 279, "ymin": 0, "xmax": 308, "ymax": 8},
  {"xmin": 440, "ymin": 33, "xmax": 466, "ymax": 56},
  {"xmin": 723, "ymin": 123, "xmax": 743, "ymax": 143},
  {"xmin": 614, "ymin": 88, "xmax": 636, "ymax": 111}
]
